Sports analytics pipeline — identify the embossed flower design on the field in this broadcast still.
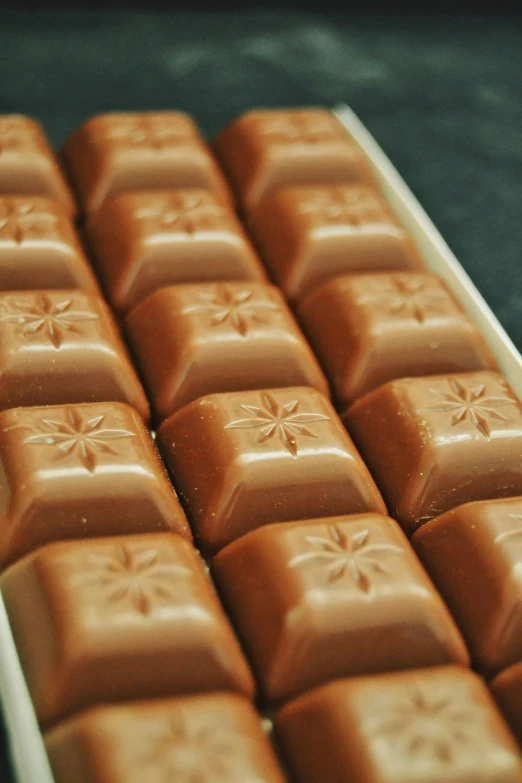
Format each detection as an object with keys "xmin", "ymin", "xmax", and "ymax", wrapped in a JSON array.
[
  {"xmin": 299, "ymin": 188, "xmax": 384, "ymax": 226},
  {"xmin": 72, "ymin": 545, "xmax": 190, "ymax": 615},
  {"xmin": 23, "ymin": 406, "xmax": 135, "ymax": 472},
  {"xmin": 289, "ymin": 524, "xmax": 403, "ymax": 592},
  {"xmin": 225, "ymin": 391, "xmax": 329, "ymax": 457},
  {"xmin": 260, "ymin": 113, "xmax": 341, "ymax": 144},
  {"xmin": 134, "ymin": 195, "xmax": 224, "ymax": 236},
  {"xmin": 357, "ymin": 276, "xmax": 451, "ymax": 323},
  {"xmin": 182, "ymin": 287, "xmax": 280, "ymax": 336},
  {"xmin": 101, "ymin": 117, "xmax": 192, "ymax": 148},
  {"xmin": 0, "ymin": 293, "xmax": 99, "ymax": 348},
  {"xmin": 421, "ymin": 378, "xmax": 516, "ymax": 439},
  {"xmin": 495, "ymin": 514, "xmax": 522, "ymax": 545},
  {"xmin": 0, "ymin": 201, "xmax": 58, "ymax": 244}
]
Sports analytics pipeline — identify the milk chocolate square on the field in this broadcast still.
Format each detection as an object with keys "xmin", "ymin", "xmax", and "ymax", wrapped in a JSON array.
[
  {"xmin": 299, "ymin": 272, "xmax": 497, "ymax": 407},
  {"xmin": 63, "ymin": 112, "xmax": 230, "ymax": 214},
  {"xmin": 157, "ymin": 387, "xmax": 386, "ymax": 554},
  {"xmin": 45, "ymin": 694, "xmax": 286, "ymax": 783},
  {"xmin": 213, "ymin": 515, "xmax": 468, "ymax": 705},
  {"xmin": 0, "ymin": 290, "xmax": 148, "ymax": 418},
  {"xmin": 0, "ymin": 402, "xmax": 190, "ymax": 566},
  {"xmin": 125, "ymin": 282, "xmax": 328, "ymax": 421},
  {"xmin": 88, "ymin": 189, "xmax": 265, "ymax": 313},
  {"xmin": 492, "ymin": 662, "xmax": 522, "ymax": 746},
  {"xmin": 345, "ymin": 371, "xmax": 522, "ymax": 533},
  {"xmin": 1, "ymin": 534, "xmax": 254, "ymax": 727},
  {"xmin": 413, "ymin": 497, "xmax": 522, "ymax": 674},
  {"xmin": 214, "ymin": 108, "xmax": 374, "ymax": 211},
  {"xmin": 277, "ymin": 667, "xmax": 522, "ymax": 783}
]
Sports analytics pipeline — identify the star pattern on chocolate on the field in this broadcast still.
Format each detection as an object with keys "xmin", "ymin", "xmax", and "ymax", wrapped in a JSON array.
[
  {"xmin": 225, "ymin": 391, "xmax": 329, "ymax": 457},
  {"xmin": 182, "ymin": 287, "xmax": 280, "ymax": 337},
  {"xmin": 370, "ymin": 686, "xmax": 481, "ymax": 765},
  {"xmin": 0, "ymin": 200, "xmax": 59, "ymax": 244},
  {"xmin": 0, "ymin": 119, "xmax": 44, "ymax": 153},
  {"xmin": 289, "ymin": 524, "xmax": 403, "ymax": 591},
  {"xmin": 0, "ymin": 293, "xmax": 99, "ymax": 348},
  {"xmin": 356, "ymin": 276, "xmax": 451, "ymax": 323},
  {"xmin": 71, "ymin": 545, "xmax": 190, "ymax": 616},
  {"xmin": 259, "ymin": 112, "xmax": 343, "ymax": 144},
  {"xmin": 23, "ymin": 406, "xmax": 135, "ymax": 472},
  {"xmin": 100, "ymin": 116, "xmax": 194, "ymax": 148},
  {"xmin": 421, "ymin": 378, "xmax": 517, "ymax": 439},
  {"xmin": 299, "ymin": 187, "xmax": 386, "ymax": 226},
  {"xmin": 134, "ymin": 194, "xmax": 225, "ymax": 236},
  {"xmin": 495, "ymin": 514, "xmax": 522, "ymax": 545}
]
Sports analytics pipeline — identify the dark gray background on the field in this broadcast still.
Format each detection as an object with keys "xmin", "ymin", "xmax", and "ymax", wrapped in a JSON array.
[{"xmin": 0, "ymin": 9, "xmax": 521, "ymax": 780}]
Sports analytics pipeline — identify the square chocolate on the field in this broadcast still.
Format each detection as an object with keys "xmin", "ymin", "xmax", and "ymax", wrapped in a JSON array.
[
  {"xmin": 213, "ymin": 515, "xmax": 468, "ymax": 705},
  {"xmin": 157, "ymin": 387, "xmax": 386, "ymax": 554},
  {"xmin": 88, "ymin": 189, "xmax": 265, "ymax": 313},
  {"xmin": 249, "ymin": 184, "xmax": 421, "ymax": 301},
  {"xmin": 345, "ymin": 371, "xmax": 522, "ymax": 533},
  {"xmin": 0, "ymin": 402, "xmax": 190, "ymax": 566},
  {"xmin": 492, "ymin": 662, "xmax": 522, "ymax": 746},
  {"xmin": 413, "ymin": 497, "xmax": 522, "ymax": 674},
  {"xmin": 1, "ymin": 534, "xmax": 254, "ymax": 726},
  {"xmin": 63, "ymin": 112, "xmax": 230, "ymax": 214},
  {"xmin": 125, "ymin": 282, "xmax": 328, "ymax": 420},
  {"xmin": 299, "ymin": 272, "xmax": 497, "ymax": 407},
  {"xmin": 277, "ymin": 667, "xmax": 522, "ymax": 783}
]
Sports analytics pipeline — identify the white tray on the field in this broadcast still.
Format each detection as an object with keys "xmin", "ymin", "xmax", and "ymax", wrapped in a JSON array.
[{"xmin": 1, "ymin": 103, "xmax": 521, "ymax": 783}]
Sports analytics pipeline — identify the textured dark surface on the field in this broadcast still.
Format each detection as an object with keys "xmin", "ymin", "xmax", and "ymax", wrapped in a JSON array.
[{"xmin": 0, "ymin": 9, "xmax": 521, "ymax": 781}]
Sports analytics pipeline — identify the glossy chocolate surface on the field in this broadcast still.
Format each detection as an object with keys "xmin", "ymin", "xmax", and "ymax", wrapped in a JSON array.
[
  {"xmin": 1, "ymin": 534, "xmax": 254, "ymax": 727},
  {"xmin": 125, "ymin": 282, "xmax": 328, "ymax": 421},
  {"xmin": 63, "ymin": 112, "xmax": 230, "ymax": 214},
  {"xmin": 0, "ymin": 116, "xmax": 75, "ymax": 217},
  {"xmin": 88, "ymin": 189, "xmax": 265, "ymax": 313},
  {"xmin": 213, "ymin": 515, "xmax": 468, "ymax": 705},
  {"xmin": 0, "ymin": 196, "xmax": 97, "ymax": 292},
  {"xmin": 158, "ymin": 387, "xmax": 386, "ymax": 554},
  {"xmin": 491, "ymin": 662, "xmax": 522, "ymax": 746},
  {"xmin": 214, "ymin": 108, "xmax": 374, "ymax": 211},
  {"xmin": 345, "ymin": 371, "xmax": 522, "ymax": 533},
  {"xmin": 299, "ymin": 272, "xmax": 497, "ymax": 407},
  {"xmin": 413, "ymin": 497, "xmax": 522, "ymax": 675},
  {"xmin": 45, "ymin": 694, "xmax": 287, "ymax": 783},
  {"xmin": 0, "ymin": 290, "xmax": 149, "ymax": 417},
  {"xmin": 277, "ymin": 667, "xmax": 522, "ymax": 783},
  {"xmin": 249, "ymin": 184, "xmax": 421, "ymax": 301},
  {"xmin": 0, "ymin": 402, "xmax": 190, "ymax": 566}
]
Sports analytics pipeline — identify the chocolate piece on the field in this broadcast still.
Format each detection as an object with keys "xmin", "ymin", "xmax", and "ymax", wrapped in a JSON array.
[
  {"xmin": 345, "ymin": 371, "xmax": 522, "ymax": 534},
  {"xmin": 63, "ymin": 112, "xmax": 230, "ymax": 215},
  {"xmin": 45, "ymin": 693, "xmax": 286, "ymax": 783},
  {"xmin": 249, "ymin": 184, "xmax": 421, "ymax": 302},
  {"xmin": 0, "ymin": 402, "xmax": 190, "ymax": 566},
  {"xmin": 491, "ymin": 662, "xmax": 522, "ymax": 746},
  {"xmin": 214, "ymin": 108, "xmax": 374, "ymax": 211},
  {"xmin": 88, "ymin": 189, "xmax": 265, "ymax": 314},
  {"xmin": 0, "ymin": 290, "xmax": 149, "ymax": 418},
  {"xmin": 276, "ymin": 667, "xmax": 522, "ymax": 783},
  {"xmin": 158, "ymin": 387, "xmax": 386, "ymax": 554},
  {"xmin": 0, "ymin": 196, "xmax": 97, "ymax": 292},
  {"xmin": 0, "ymin": 115, "xmax": 75, "ymax": 217},
  {"xmin": 412, "ymin": 497, "xmax": 522, "ymax": 675},
  {"xmin": 1, "ymin": 534, "xmax": 254, "ymax": 727},
  {"xmin": 125, "ymin": 282, "xmax": 329, "ymax": 421},
  {"xmin": 299, "ymin": 272, "xmax": 497, "ymax": 407},
  {"xmin": 213, "ymin": 515, "xmax": 469, "ymax": 705}
]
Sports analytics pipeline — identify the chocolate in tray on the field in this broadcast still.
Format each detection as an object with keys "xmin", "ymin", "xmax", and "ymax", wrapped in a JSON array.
[{"xmin": 0, "ymin": 107, "xmax": 522, "ymax": 783}]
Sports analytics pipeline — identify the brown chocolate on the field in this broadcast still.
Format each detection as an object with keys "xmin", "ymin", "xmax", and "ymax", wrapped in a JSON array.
[
  {"xmin": 413, "ymin": 497, "xmax": 522, "ymax": 675},
  {"xmin": 87, "ymin": 189, "xmax": 266, "ymax": 313},
  {"xmin": 214, "ymin": 108, "xmax": 374, "ymax": 211},
  {"xmin": 45, "ymin": 693, "xmax": 287, "ymax": 783},
  {"xmin": 0, "ymin": 402, "xmax": 190, "ymax": 566},
  {"xmin": 0, "ymin": 196, "xmax": 97, "ymax": 292},
  {"xmin": 1, "ymin": 534, "xmax": 255, "ymax": 727},
  {"xmin": 63, "ymin": 112, "xmax": 230, "ymax": 214},
  {"xmin": 125, "ymin": 282, "xmax": 329, "ymax": 421},
  {"xmin": 345, "ymin": 371, "xmax": 522, "ymax": 534},
  {"xmin": 0, "ymin": 290, "xmax": 149, "ymax": 418},
  {"xmin": 213, "ymin": 515, "xmax": 469, "ymax": 706},
  {"xmin": 276, "ymin": 667, "xmax": 522, "ymax": 783},
  {"xmin": 0, "ymin": 115, "xmax": 76, "ymax": 217},
  {"xmin": 249, "ymin": 184, "xmax": 421, "ymax": 301},
  {"xmin": 491, "ymin": 662, "xmax": 522, "ymax": 746},
  {"xmin": 299, "ymin": 272, "xmax": 497, "ymax": 407},
  {"xmin": 157, "ymin": 387, "xmax": 386, "ymax": 554}
]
